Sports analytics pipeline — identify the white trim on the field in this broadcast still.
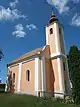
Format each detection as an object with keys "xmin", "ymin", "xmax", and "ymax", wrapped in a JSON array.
[
  {"xmin": 17, "ymin": 63, "xmax": 22, "ymax": 92},
  {"xmin": 8, "ymin": 54, "xmax": 40, "ymax": 68},
  {"xmin": 46, "ymin": 26, "xmax": 49, "ymax": 45},
  {"xmin": 35, "ymin": 57, "xmax": 39, "ymax": 96},
  {"xmin": 38, "ymin": 58, "xmax": 42, "ymax": 93},
  {"xmin": 9, "ymin": 64, "xmax": 19, "ymax": 68},
  {"xmin": 57, "ymin": 58, "xmax": 62, "ymax": 91},
  {"xmin": 9, "ymin": 56, "xmax": 38, "ymax": 68},
  {"xmin": 57, "ymin": 58, "xmax": 65, "ymax": 92},
  {"xmin": 43, "ymin": 57, "xmax": 46, "ymax": 91},
  {"xmin": 50, "ymin": 52, "xmax": 66, "ymax": 59},
  {"xmin": 41, "ymin": 57, "xmax": 43, "ymax": 92},
  {"xmin": 54, "ymin": 22, "xmax": 60, "ymax": 53},
  {"xmin": 41, "ymin": 57, "xmax": 46, "ymax": 95},
  {"xmin": 54, "ymin": 91, "xmax": 65, "ymax": 98},
  {"xmin": 22, "ymin": 58, "xmax": 34, "ymax": 64},
  {"xmin": 42, "ymin": 45, "xmax": 46, "ymax": 51},
  {"xmin": 54, "ymin": 91, "xmax": 65, "ymax": 94},
  {"xmin": 8, "ymin": 67, "xmax": 10, "ymax": 69}
]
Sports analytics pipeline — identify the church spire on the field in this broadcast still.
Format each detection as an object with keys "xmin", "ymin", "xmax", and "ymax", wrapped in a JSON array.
[
  {"xmin": 52, "ymin": 11, "xmax": 54, "ymax": 16},
  {"xmin": 49, "ymin": 11, "xmax": 58, "ymax": 24}
]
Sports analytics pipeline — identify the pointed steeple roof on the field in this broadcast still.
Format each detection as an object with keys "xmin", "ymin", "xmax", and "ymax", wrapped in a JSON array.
[{"xmin": 49, "ymin": 11, "xmax": 58, "ymax": 24}]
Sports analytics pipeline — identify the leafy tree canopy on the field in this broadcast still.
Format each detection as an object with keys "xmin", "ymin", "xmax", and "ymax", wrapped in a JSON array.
[{"xmin": 68, "ymin": 45, "xmax": 80, "ymax": 104}]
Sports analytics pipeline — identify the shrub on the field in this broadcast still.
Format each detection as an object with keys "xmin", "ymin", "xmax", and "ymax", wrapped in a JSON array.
[
  {"xmin": 65, "ymin": 96, "xmax": 74, "ymax": 104},
  {"xmin": 56, "ymin": 97, "xmax": 64, "ymax": 103},
  {"xmin": 75, "ymin": 95, "xmax": 80, "ymax": 105},
  {"xmin": 55, "ymin": 96, "xmax": 74, "ymax": 104}
]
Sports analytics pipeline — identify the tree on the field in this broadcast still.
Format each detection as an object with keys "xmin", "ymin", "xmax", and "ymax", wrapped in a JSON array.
[
  {"xmin": 6, "ymin": 70, "xmax": 14, "ymax": 92},
  {"xmin": 68, "ymin": 45, "xmax": 80, "ymax": 104},
  {"xmin": 0, "ymin": 49, "xmax": 4, "ymax": 61}
]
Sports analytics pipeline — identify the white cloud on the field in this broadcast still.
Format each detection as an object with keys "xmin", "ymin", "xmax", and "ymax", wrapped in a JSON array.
[
  {"xmin": 12, "ymin": 24, "xmax": 26, "ymax": 37},
  {"xmin": 71, "ymin": 13, "xmax": 80, "ymax": 27},
  {"xmin": 9, "ymin": 0, "xmax": 19, "ymax": 9},
  {"xmin": 46, "ymin": 0, "xmax": 69, "ymax": 14},
  {"xmin": 0, "ymin": 6, "xmax": 26, "ymax": 21},
  {"xmin": 46, "ymin": 0, "xmax": 80, "ymax": 14},
  {"xmin": 26, "ymin": 24, "xmax": 38, "ymax": 30}
]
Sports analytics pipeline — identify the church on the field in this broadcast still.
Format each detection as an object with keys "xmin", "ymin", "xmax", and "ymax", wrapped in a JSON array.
[{"xmin": 6, "ymin": 12, "xmax": 71, "ymax": 97}]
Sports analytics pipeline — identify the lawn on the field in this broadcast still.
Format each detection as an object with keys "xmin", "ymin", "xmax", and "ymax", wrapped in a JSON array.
[{"xmin": 0, "ymin": 93, "xmax": 80, "ymax": 107}]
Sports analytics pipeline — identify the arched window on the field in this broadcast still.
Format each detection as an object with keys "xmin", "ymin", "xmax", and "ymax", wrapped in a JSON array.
[
  {"xmin": 26, "ymin": 70, "xmax": 30, "ymax": 81},
  {"xmin": 50, "ymin": 28, "xmax": 53, "ymax": 34},
  {"xmin": 13, "ymin": 73, "xmax": 15, "ymax": 83}
]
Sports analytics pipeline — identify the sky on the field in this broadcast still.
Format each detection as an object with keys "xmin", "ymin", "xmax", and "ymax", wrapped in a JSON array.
[{"xmin": 0, "ymin": 0, "xmax": 80, "ymax": 83}]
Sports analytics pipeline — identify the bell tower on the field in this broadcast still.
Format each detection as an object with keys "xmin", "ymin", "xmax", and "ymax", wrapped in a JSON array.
[
  {"xmin": 46, "ymin": 11, "xmax": 65, "ymax": 54},
  {"xmin": 45, "ymin": 12, "xmax": 71, "ymax": 97}
]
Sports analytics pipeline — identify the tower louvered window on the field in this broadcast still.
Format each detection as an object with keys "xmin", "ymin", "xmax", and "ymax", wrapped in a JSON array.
[{"xmin": 50, "ymin": 28, "xmax": 53, "ymax": 34}]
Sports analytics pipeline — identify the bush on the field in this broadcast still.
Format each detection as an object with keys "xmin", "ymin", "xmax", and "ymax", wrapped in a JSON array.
[
  {"xmin": 75, "ymin": 96, "xmax": 80, "ymax": 105},
  {"xmin": 55, "ymin": 96, "xmax": 74, "ymax": 104},
  {"xmin": 64, "ymin": 96, "xmax": 74, "ymax": 104},
  {"xmin": 56, "ymin": 97, "xmax": 64, "ymax": 103}
]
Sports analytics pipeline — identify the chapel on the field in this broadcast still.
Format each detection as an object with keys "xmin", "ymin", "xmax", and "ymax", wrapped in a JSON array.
[{"xmin": 6, "ymin": 12, "xmax": 71, "ymax": 97}]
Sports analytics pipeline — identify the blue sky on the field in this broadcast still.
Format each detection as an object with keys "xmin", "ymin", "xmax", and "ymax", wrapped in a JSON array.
[{"xmin": 0, "ymin": 0, "xmax": 80, "ymax": 83}]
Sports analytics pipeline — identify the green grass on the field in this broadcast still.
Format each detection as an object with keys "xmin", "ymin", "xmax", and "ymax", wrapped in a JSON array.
[{"xmin": 0, "ymin": 93, "xmax": 80, "ymax": 107}]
